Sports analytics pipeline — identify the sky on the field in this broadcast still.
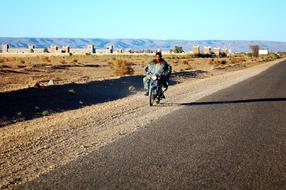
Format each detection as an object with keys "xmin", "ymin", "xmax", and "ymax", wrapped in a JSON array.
[{"xmin": 1, "ymin": 0, "xmax": 286, "ymax": 41}]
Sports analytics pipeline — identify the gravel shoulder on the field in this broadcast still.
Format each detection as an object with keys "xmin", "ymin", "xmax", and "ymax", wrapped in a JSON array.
[{"xmin": 0, "ymin": 58, "xmax": 285, "ymax": 189}]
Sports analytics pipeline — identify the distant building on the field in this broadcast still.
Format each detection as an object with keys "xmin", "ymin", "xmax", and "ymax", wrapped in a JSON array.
[
  {"xmin": 114, "ymin": 49, "xmax": 121, "ymax": 54},
  {"xmin": 49, "ymin": 45, "xmax": 59, "ymax": 53},
  {"xmin": 213, "ymin": 48, "xmax": 220, "ymax": 56},
  {"xmin": 61, "ymin": 45, "xmax": 70, "ymax": 53},
  {"xmin": 107, "ymin": 45, "xmax": 113, "ymax": 54},
  {"xmin": 2, "ymin": 44, "xmax": 9, "ymax": 53},
  {"xmin": 87, "ymin": 44, "xmax": 95, "ymax": 54},
  {"xmin": 259, "ymin": 49, "xmax": 269, "ymax": 55},
  {"xmin": 204, "ymin": 47, "xmax": 211, "ymax": 55},
  {"xmin": 192, "ymin": 45, "xmax": 200, "ymax": 55},
  {"xmin": 221, "ymin": 48, "xmax": 230, "ymax": 56}
]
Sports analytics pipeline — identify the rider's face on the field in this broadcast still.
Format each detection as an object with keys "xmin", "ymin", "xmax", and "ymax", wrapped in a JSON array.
[{"xmin": 156, "ymin": 55, "xmax": 161, "ymax": 61}]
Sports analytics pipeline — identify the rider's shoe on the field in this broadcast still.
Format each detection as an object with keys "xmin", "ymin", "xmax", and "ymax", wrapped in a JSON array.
[
  {"xmin": 144, "ymin": 91, "xmax": 149, "ymax": 96},
  {"xmin": 161, "ymin": 94, "xmax": 166, "ymax": 99}
]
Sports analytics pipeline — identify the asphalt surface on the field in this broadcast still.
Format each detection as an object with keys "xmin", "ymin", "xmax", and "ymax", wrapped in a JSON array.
[{"xmin": 20, "ymin": 61, "xmax": 286, "ymax": 190}]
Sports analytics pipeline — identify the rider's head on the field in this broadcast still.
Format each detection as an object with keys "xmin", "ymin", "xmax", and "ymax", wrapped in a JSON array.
[{"xmin": 155, "ymin": 52, "xmax": 163, "ymax": 62}]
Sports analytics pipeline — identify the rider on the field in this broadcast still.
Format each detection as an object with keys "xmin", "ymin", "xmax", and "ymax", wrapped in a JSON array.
[{"xmin": 143, "ymin": 51, "xmax": 172, "ymax": 96}]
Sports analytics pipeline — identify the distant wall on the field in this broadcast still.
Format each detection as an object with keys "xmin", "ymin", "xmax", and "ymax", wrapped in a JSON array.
[{"xmin": 1, "ymin": 44, "xmax": 96, "ymax": 55}]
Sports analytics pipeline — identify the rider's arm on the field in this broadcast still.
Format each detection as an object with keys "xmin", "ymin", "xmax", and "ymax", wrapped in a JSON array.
[
  {"xmin": 163, "ymin": 62, "xmax": 172, "ymax": 77},
  {"xmin": 146, "ymin": 62, "xmax": 153, "ymax": 74}
]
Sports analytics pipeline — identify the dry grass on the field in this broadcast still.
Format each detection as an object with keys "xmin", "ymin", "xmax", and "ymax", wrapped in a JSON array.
[
  {"xmin": 260, "ymin": 53, "xmax": 281, "ymax": 62},
  {"xmin": 112, "ymin": 59, "xmax": 134, "ymax": 76},
  {"xmin": 229, "ymin": 57, "xmax": 247, "ymax": 64},
  {"xmin": 0, "ymin": 53, "xmax": 281, "ymax": 93},
  {"xmin": 208, "ymin": 58, "xmax": 227, "ymax": 65}
]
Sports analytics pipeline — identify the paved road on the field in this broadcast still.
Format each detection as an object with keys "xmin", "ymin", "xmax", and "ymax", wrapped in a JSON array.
[{"xmin": 21, "ymin": 61, "xmax": 286, "ymax": 190}]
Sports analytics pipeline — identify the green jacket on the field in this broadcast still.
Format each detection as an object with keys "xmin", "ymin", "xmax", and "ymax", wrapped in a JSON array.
[{"xmin": 146, "ymin": 59, "xmax": 172, "ymax": 77}]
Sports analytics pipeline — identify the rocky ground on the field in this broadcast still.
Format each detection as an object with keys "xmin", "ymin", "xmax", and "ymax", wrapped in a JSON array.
[{"xmin": 0, "ymin": 56, "xmax": 284, "ymax": 189}]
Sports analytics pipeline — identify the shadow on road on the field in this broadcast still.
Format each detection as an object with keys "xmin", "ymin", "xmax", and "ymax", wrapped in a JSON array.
[
  {"xmin": 0, "ymin": 70, "xmax": 205, "ymax": 127},
  {"xmin": 180, "ymin": 98, "xmax": 286, "ymax": 106},
  {"xmin": 158, "ymin": 98, "xmax": 286, "ymax": 107}
]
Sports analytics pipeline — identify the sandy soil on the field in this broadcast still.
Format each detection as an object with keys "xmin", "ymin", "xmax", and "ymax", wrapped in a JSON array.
[
  {"xmin": 0, "ymin": 54, "xmax": 258, "ymax": 93},
  {"xmin": 0, "ymin": 58, "xmax": 285, "ymax": 189}
]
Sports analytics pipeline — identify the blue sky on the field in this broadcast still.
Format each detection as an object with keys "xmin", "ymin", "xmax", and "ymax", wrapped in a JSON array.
[{"xmin": 1, "ymin": 0, "xmax": 286, "ymax": 41}]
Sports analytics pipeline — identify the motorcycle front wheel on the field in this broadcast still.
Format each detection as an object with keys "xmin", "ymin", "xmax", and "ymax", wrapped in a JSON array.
[{"xmin": 149, "ymin": 88, "xmax": 155, "ymax": 106}]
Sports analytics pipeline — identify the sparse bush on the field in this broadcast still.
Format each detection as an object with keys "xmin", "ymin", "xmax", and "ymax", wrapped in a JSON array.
[
  {"xmin": 73, "ymin": 59, "xmax": 78, "ymax": 63},
  {"xmin": 113, "ymin": 59, "xmax": 134, "ymax": 76},
  {"xmin": 221, "ymin": 60, "xmax": 227, "ymax": 64},
  {"xmin": 230, "ymin": 57, "xmax": 244, "ymax": 64},
  {"xmin": 60, "ymin": 59, "xmax": 67, "ymax": 64},
  {"xmin": 185, "ymin": 65, "xmax": 193, "ymax": 70},
  {"xmin": 209, "ymin": 59, "xmax": 215, "ymax": 65},
  {"xmin": 20, "ymin": 59, "xmax": 25, "ymax": 64},
  {"xmin": 128, "ymin": 85, "xmax": 136, "ymax": 91},
  {"xmin": 68, "ymin": 89, "xmax": 76, "ymax": 95},
  {"xmin": 216, "ymin": 59, "xmax": 221, "ymax": 64},
  {"xmin": 173, "ymin": 46, "xmax": 184, "ymax": 53},
  {"xmin": 261, "ymin": 53, "xmax": 280, "ymax": 62},
  {"xmin": 42, "ymin": 110, "xmax": 49, "ymax": 116},
  {"xmin": 182, "ymin": 60, "xmax": 189, "ymax": 65},
  {"xmin": 43, "ymin": 48, "xmax": 49, "ymax": 53},
  {"xmin": 43, "ymin": 57, "xmax": 51, "ymax": 63}
]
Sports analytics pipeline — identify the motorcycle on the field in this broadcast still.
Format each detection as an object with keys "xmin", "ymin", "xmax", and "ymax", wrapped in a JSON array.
[{"xmin": 148, "ymin": 74, "xmax": 166, "ymax": 106}]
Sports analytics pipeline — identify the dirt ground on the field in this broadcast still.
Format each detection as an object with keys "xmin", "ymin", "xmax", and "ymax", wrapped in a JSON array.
[
  {"xmin": 0, "ymin": 54, "xmax": 268, "ymax": 127},
  {"xmin": 0, "ymin": 54, "xmax": 284, "ymax": 189},
  {"xmin": 0, "ymin": 54, "xmax": 267, "ymax": 93}
]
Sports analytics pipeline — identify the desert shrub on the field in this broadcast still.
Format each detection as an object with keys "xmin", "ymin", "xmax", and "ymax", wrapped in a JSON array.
[
  {"xmin": 73, "ymin": 59, "xmax": 78, "ymax": 63},
  {"xmin": 209, "ymin": 59, "xmax": 215, "ymax": 65},
  {"xmin": 230, "ymin": 57, "xmax": 244, "ymax": 64},
  {"xmin": 221, "ymin": 60, "xmax": 227, "ymax": 64},
  {"xmin": 113, "ymin": 59, "xmax": 134, "ymax": 76},
  {"xmin": 216, "ymin": 59, "xmax": 221, "ymax": 64},
  {"xmin": 20, "ymin": 59, "xmax": 25, "ymax": 64},
  {"xmin": 182, "ymin": 60, "xmax": 189, "ymax": 65},
  {"xmin": 185, "ymin": 65, "xmax": 193, "ymax": 70},
  {"xmin": 60, "ymin": 59, "xmax": 67, "ymax": 64},
  {"xmin": 42, "ymin": 110, "xmax": 49, "ymax": 116},
  {"xmin": 261, "ymin": 53, "xmax": 279, "ymax": 62},
  {"xmin": 43, "ymin": 48, "xmax": 49, "ymax": 53},
  {"xmin": 173, "ymin": 46, "xmax": 184, "ymax": 53}
]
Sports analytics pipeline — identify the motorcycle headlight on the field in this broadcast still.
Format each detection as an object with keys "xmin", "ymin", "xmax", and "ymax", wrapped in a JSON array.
[{"xmin": 151, "ymin": 75, "xmax": 157, "ymax": 80}]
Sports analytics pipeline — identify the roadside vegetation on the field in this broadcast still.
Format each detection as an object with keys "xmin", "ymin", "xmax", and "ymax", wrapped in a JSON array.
[{"xmin": 0, "ymin": 51, "xmax": 283, "ymax": 75}]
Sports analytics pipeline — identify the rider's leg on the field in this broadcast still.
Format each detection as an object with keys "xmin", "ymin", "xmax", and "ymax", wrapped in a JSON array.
[{"xmin": 159, "ymin": 78, "xmax": 167, "ymax": 99}]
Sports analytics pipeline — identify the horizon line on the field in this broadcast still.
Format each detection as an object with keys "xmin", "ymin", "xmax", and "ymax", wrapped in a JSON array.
[{"xmin": 0, "ymin": 37, "xmax": 285, "ymax": 43}]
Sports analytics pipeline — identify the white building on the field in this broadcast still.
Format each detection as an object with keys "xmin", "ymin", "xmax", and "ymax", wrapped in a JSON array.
[{"xmin": 259, "ymin": 49, "xmax": 269, "ymax": 55}]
